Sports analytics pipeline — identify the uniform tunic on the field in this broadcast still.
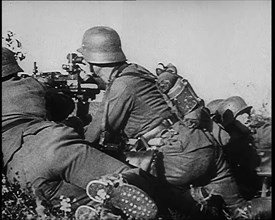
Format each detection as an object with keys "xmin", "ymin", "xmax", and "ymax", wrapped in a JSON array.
[
  {"xmin": 84, "ymin": 63, "xmax": 247, "ymax": 213},
  {"xmin": 85, "ymin": 63, "xmax": 173, "ymax": 142}
]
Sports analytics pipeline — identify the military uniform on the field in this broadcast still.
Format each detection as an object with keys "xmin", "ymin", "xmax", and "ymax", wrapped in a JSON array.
[
  {"xmin": 2, "ymin": 48, "xmax": 160, "ymax": 214},
  {"xmin": 84, "ymin": 62, "xmax": 250, "ymax": 217},
  {"xmin": 211, "ymin": 97, "xmax": 264, "ymax": 199},
  {"xmin": 85, "ymin": 63, "xmax": 173, "ymax": 143},
  {"xmin": 80, "ymin": 26, "xmax": 271, "ymax": 219}
]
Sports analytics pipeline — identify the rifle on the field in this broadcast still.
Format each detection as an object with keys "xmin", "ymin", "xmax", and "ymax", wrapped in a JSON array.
[{"xmin": 31, "ymin": 53, "xmax": 103, "ymax": 125}]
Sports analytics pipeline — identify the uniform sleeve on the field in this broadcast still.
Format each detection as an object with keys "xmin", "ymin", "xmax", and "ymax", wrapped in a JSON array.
[
  {"xmin": 84, "ymin": 102, "xmax": 105, "ymax": 143},
  {"xmin": 107, "ymin": 80, "xmax": 135, "ymax": 132},
  {"xmin": 84, "ymin": 80, "xmax": 134, "ymax": 143}
]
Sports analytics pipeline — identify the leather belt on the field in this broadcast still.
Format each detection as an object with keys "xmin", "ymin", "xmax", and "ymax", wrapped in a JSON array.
[
  {"xmin": 143, "ymin": 121, "xmax": 169, "ymax": 141},
  {"xmin": 143, "ymin": 114, "xmax": 178, "ymax": 141},
  {"xmin": 128, "ymin": 114, "xmax": 179, "ymax": 146}
]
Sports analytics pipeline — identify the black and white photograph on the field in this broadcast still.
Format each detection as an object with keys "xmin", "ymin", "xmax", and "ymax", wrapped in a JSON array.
[{"xmin": 2, "ymin": 1, "xmax": 271, "ymax": 219}]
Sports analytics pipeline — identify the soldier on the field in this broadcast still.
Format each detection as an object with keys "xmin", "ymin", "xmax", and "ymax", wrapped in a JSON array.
[
  {"xmin": 80, "ymin": 26, "xmax": 271, "ymax": 219},
  {"xmin": 2, "ymin": 47, "xmax": 161, "ymax": 220},
  {"xmin": 214, "ymin": 96, "xmax": 266, "ymax": 199}
]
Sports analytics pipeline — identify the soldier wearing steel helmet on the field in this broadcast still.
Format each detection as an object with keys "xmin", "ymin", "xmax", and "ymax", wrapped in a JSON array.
[
  {"xmin": 215, "ymin": 95, "xmax": 271, "ymax": 155},
  {"xmin": 79, "ymin": 26, "xmax": 271, "ymax": 219},
  {"xmin": 80, "ymin": 26, "xmax": 175, "ymax": 145},
  {"xmin": 2, "ymin": 47, "xmax": 163, "ymax": 220},
  {"xmin": 216, "ymin": 96, "xmax": 253, "ymax": 129},
  {"xmin": 211, "ymin": 96, "xmax": 263, "ymax": 199}
]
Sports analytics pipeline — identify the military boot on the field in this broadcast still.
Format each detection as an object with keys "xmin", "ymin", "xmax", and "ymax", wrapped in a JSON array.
[
  {"xmin": 75, "ymin": 205, "xmax": 123, "ymax": 220},
  {"xmin": 75, "ymin": 173, "xmax": 158, "ymax": 220},
  {"xmin": 75, "ymin": 205, "xmax": 100, "ymax": 220}
]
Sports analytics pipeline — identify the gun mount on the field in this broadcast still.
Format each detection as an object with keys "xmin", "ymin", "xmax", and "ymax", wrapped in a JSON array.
[{"xmin": 32, "ymin": 53, "xmax": 103, "ymax": 125}]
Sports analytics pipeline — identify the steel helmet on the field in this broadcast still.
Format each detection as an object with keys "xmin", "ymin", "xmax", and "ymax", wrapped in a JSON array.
[
  {"xmin": 206, "ymin": 99, "xmax": 224, "ymax": 116},
  {"xmin": 77, "ymin": 26, "xmax": 126, "ymax": 64},
  {"xmin": 2, "ymin": 47, "xmax": 23, "ymax": 78},
  {"xmin": 217, "ymin": 96, "xmax": 252, "ymax": 127}
]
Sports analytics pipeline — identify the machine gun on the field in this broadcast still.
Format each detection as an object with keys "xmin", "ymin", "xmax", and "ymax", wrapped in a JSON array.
[
  {"xmin": 62, "ymin": 53, "xmax": 102, "ymax": 124},
  {"xmin": 32, "ymin": 53, "xmax": 102, "ymax": 125}
]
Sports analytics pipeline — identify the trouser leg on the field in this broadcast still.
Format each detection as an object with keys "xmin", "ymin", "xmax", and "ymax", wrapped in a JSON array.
[
  {"xmin": 158, "ymin": 146, "xmax": 216, "ymax": 186},
  {"xmin": 157, "ymin": 137, "xmax": 248, "ymax": 218},
  {"xmin": 32, "ymin": 178, "xmax": 91, "ymax": 211},
  {"xmin": 153, "ymin": 146, "xmax": 224, "ymax": 218},
  {"xmin": 6, "ymin": 125, "xmax": 161, "ymax": 211}
]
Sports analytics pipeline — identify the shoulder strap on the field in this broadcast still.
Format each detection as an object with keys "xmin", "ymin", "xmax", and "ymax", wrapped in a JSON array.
[
  {"xmin": 99, "ymin": 63, "xmax": 130, "ymax": 145},
  {"xmin": 99, "ymin": 81, "xmax": 112, "ymax": 145},
  {"xmin": 119, "ymin": 71, "xmax": 157, "ymax": 83},
  {"xmin": 116, "ymin": 64, "xmax": 157, "ymax": 83}
]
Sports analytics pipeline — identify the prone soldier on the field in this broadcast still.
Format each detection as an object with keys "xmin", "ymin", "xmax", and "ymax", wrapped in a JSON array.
[
  {"xmin": 2, "ymin": 47, "xmax": 164, "ymax": 220},
  {"xmin": 208, "ymin": 96, "xmax": 271, "ymax": 199}
]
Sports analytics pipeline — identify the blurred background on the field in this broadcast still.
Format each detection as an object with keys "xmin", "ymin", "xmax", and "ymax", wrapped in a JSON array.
[{"xmin": 2, "ymin": 1, "xmax": 271, "ymax": 116}]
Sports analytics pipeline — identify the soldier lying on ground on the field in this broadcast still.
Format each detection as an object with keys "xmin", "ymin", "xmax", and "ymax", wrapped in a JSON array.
[
  {"xmin": 2, "ymin": 47, "xmax": 164, "ymax": 220},
  {"xmin": 208, "ymin": 96, "xmax": 271, "ymax": 199},
  {"xmin": 80, "ymin": 26, "xmax": 271, "ymax": 219}
]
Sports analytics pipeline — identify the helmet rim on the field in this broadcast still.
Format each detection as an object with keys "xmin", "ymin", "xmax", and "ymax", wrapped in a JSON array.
[
  {"xmin": 235, "ymin": 105, "xmax": 252, "ymax": 118},
  {"xmin": 78, "ymin": 46, "xmax": 126, "ymax": 64}
]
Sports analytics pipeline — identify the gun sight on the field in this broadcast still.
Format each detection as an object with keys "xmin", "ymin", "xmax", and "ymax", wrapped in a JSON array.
[{"xmin": 62, "ymin": 53, "xmax": 85, "ymax": 74}]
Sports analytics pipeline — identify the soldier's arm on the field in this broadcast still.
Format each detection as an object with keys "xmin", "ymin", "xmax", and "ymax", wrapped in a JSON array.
[
  {"xmin": 84, "ymin": 80, "xmax": 134, "ymax": 143},
  {"xmin": 107, "ymin": 80, "xmax": 135, "ymax": 131}
]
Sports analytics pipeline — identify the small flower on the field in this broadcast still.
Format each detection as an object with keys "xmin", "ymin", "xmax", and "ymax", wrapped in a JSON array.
[
  {"xmin": 60, "ymin": 196, "xmax": 72, "ymax": 213},
  {"xmin": 2, "ymin": 30, "xmax": 26, "ymax": 61},
  {"xmin": 2, "ymin": 185, "xmax": 9, "ymax": 194},
  {"xmin": 2, "ymin": 176, "xmax": 7, "ymax": 184},
  {"xmin": 26, "ymin": 213, "xmax": 35, "ymax": 220}
]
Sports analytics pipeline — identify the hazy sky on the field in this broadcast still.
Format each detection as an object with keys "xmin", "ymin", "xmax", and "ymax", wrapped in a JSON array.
[{"xmin": 2, "ymin": 1, "xmax": 271, "ymax": 116}]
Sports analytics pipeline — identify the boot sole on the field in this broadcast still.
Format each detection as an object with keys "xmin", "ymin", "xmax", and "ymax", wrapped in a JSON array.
[{"xmin": 86, "ymin": 180, "xmax": 158, "ymax": 219}]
